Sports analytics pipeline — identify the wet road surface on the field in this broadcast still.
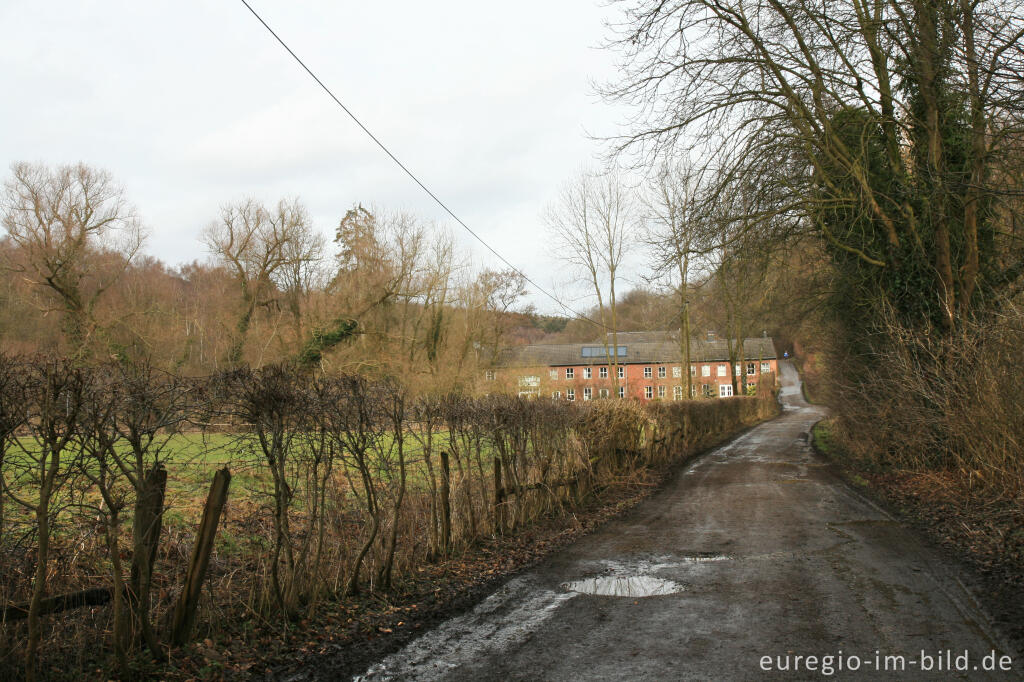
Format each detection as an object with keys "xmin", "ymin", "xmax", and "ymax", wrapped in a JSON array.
[{"xmin": 356, "ymin": 362, "xmax": 1019, "ymax": 680}]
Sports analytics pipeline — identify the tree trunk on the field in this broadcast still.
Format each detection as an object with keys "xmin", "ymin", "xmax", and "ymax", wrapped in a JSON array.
[
  {"xmin": 439, "ymin": 451, "xmax": 451, "ymax": 555},
  {"xmin": 131, "ymin": 464, "xmax": 167, "ymax": 659}
]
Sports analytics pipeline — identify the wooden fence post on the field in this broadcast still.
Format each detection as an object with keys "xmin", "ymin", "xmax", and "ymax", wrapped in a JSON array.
[
  {"xmin": 493, "ymin": 455, "xmax": 504, "ymax": 535},
  {"xmin": 439, "ymin": 451, "xmax": 451, "ymax": 555},
  {"xmin": 170, "ymin": 467, "xmax": 231, "ymax": 646}
]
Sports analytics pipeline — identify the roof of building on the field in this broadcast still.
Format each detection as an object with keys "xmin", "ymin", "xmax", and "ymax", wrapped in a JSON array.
[{"xmin": 494, "ymin": 335, "xmax": 777, "ymax": 368}]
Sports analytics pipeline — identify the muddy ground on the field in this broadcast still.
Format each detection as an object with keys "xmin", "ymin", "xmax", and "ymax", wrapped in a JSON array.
[{"xmin": 295, "ymin": 362, "xmax": 1020, "ymax": 681}]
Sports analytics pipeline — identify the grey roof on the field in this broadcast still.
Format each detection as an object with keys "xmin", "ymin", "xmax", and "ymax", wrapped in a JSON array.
[{"xmin": 494, "ymin": 336, "xmax": 777, "ymax": 368}]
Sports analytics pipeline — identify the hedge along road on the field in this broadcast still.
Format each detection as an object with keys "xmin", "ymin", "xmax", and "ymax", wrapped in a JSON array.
[{"xmin": 351, "ymin": 361, "xmax": 1018, "ymax": 680}]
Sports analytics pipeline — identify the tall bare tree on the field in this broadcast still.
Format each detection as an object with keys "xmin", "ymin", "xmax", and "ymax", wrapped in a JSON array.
[
  {"xmin": 547, "ymin": 169, "xmax": 635, "ymax": 393},
  {"xmin": 605, "ymin": 0, "xmax": 1024, "ymax": 336},
  {"xmin": 1, "ymin": 162, "xmax": 145, "ymax": 358},
  {"xmin": 202, "ymin": 197, "xmax": 315, "ymax": 366},
  {"xmin": 643, "ymin": 162, "xmax": 712, "ymax": 398}
]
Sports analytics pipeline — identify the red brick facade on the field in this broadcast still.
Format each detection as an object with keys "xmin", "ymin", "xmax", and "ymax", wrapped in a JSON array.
[{"xmin": 488, "ymin": 357, "xmax": 778, "ymax": 402}]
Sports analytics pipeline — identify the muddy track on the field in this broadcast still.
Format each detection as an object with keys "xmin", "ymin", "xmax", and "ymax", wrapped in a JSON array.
[{"xmin": 324, "ymin": 362, "xmax": 1020, "ymax": 680}]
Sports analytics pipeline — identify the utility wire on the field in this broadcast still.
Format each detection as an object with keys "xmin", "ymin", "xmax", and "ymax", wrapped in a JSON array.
[{"xmin": 237, "ymin": 0, "xmax": 612, "ymax": 331}]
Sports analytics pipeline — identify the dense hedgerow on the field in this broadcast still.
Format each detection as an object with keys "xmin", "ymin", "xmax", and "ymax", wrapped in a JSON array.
[{"xmin": 0, "ymin": 356, "xmax": 777, "ymax": 679}]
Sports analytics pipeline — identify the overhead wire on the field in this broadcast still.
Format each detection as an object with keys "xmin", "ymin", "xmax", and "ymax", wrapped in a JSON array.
[{"xmin": 237, "ymin": 0, "xmax": 614, "ymax": 332}]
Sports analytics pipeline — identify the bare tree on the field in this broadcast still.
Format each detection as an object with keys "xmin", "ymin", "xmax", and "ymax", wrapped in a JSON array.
[
  {"xmin": 2, "ymin": 359, "xmax": 86, "ymax": 681},
  {"xmin": 546, "ymin": 170, "xmax": 635, "ymax": 392},
  {"xmin": 271, "ymin": 204, "xmax": 326, "ymax": 349},
  {"xmin": 642, "ymin": 162, "xmax": 712, "ymax": 398},
  {"xmin": 604, "ymin": 0, "xmax": 1024, "ymax": 333},
  {"xmin": 0, "ymin": 355, "xmax": 26, "ymax": 551},
  {"xmin": 202, "ymin": 197, "xmax": 315, "ymax": 366},
  {"xmin": 1, "ymin": 162, "xmax": 145, "ymax": 357}
]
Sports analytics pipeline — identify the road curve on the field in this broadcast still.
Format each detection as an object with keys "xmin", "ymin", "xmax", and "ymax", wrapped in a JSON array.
[{"xmin": 356, "ymin": 362, "xmax": 1018, "ymax": 680}]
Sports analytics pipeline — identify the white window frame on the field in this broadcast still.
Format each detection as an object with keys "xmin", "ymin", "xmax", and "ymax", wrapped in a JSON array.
[
  {"xmin": 485, "ymin": 370, "xmax": 495, "ymax": 381},
  {"xmin": 599, "ymin": 366, "xmax": 608, "ymax": 379},
  {"xmin": 598, "ymin": 388, "xmax": 609, "ymax": 398},
  {"xmin": 658, "ymin": 366, "xmax": 666, "ymax": 378},
  {"xmin": 702, "ymin": 384, "xmax": 715, "ymax": 398},
  {"xmin": 657, "ymin": 385, "xmax": 666, "ymax": 399},
  {"xmin": 691, "ymin": 365, "xmax": 697, "ymax": 376},
  {"xmin": 618, "ymin": 386, "xmax": 625, "ymax": 398},
  {"xmin": 717, "ymin": 364, "xmax": 727, "ymax": 377},
  {"xmin": 583, "ymin": 387, "xmax": 592, "ymax": 401},
  {"xmin": 643, "ymin": 366, "xmax": 653, "ymax": 378},
  {"xmin": 719, "ymin": 384, "xmax": 734, "ymax": 398},
  {"xmin": 550, "ymin": 369, "xmax": 559, "ymax": 380},
  {"xmin": 702, "ymin": 365, "xmax": 711, "ymax": 377},
  {"xmin": 644, "ymin": 386, "xmax": 653, "ymax": 399},
  {"xmin": 747, "ymin": 362, "xmax": 756, "ymax": 376},
  {"xmin": 567, "ymin": 388, "xmax": 575, "ymax": 401},
  {"xmin": 672, "ymin": 366, "xmax": 682, "ymax": 378},
  {"xmin": 735, "ymin": 364, "xmax": 742, "ymax": 376},
  {"xmin": 617, "ymin": 366, "xmax": 625, "ymax": 379},
  {"xmin": 552, "ymin": 391, "xmax": 561, "ymax": 399},
  {"xmin": 761, "ymin": 361, "xmax": 771, "ymax": 374},
  {"xmin": 584, "ymin": 367, "xmax": 592, "ymax": 379},
  {"xmin": 566, "ymin": 367, "xmax": 574, "ymax": 379},
  {"xmin": 673, "ymin": 385, "xmax": 683, "ymax": 400}
]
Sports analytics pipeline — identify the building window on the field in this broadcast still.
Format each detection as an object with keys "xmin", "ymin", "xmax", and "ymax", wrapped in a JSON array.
[
  {"xmin": 566, "ymin": 368, "xmax": 574, "ymax": 379},
  {"xmin": 518, "ymin": 375, "xmax": 540, "ymax": 397},
  {"xmin": 735, "ymin": 364, "xmax": 742, "ymax": 376},
  {"xmin": 618, "ymin": 386, "xmax": 625, "ymax": 398},
  {"xmin": 672, "ymin": 366, "xmax": 681, "ymax": 378},
  {"xmin": 599, "ymin": 388, "xmax": 609, "ymax": 398},
  {"xmin": 567, "ymin": 388, "xmax": 575, "ymax": 401},
  {"xmin": 485, "ymin": 370, "xmax": 495, "ymax": 381},
  {"xmin": 690, "ymin": 385, "xmax": 698, "ymax": 398},
  {"xmin": 717, "ymin": 364, "xmax": 727, "ymax": 377},
  {"xmin": 584, "ymin": 367, "xmax": 592, "ymax": 379},
  {"xmin": 583, "ymin": 387, "xmax": 592, "ymax": 401},
  {"xmin": 702, "ymin": 365, "xmax": 711, "ymax": 377},
  {"xmin": 599, "ymin": 367, "xmax": 608, "ymax": 379},
  {"xmin": 702, "ymin": 384, "xmax": 715, "ymax": 398},
  {"xmin": 747, "ymin": 362, "xmax": 756, "ymax": 376},
  {"xmin": 582, "ymin": 345, "xmax": 628, "ymax": 358},
  {"xmin": 719, "ymin": 384, "xmax": 734, "ymax": 398},
  {"xmin": 552, "ymin": 391, "xmax": 561, "ymax": 399},
  {"xmin": 643, "ymin": 367, "xmax": 653, "ymax": 378},
  {"xmin": 673, "ymin": 385, "xmax": 683, "ymax": 400},
  {"xmin": 644, "ymin": 386, "xmax": 653, "ymax": 399},
  {"xmin": 761, "ymin": 362, "xmax": 771, "ymax": 373},
  {"xmin": 617, "ymin": 366, "xmax": 625, "ymax": 379},
  {"xmin": 550, "ymin": 369, "xmax": 558, "ymax": 380},
  {"xmin": 658, "ymin": 366, "xmax": 666, "ymax": 378},
  {"xmin": 657, "ymin": 385, "xmax": 666, "ymax": 399},
  {"xmin": 691, "ymin": 365, "xmax": 697, "ymax": 376}
]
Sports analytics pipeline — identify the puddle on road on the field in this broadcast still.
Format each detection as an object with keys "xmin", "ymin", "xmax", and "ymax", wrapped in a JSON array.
[
  {"xmin": 562, "ymin": 575, "xmax": 684, "ymax": 597},
  {"xmin": 679, "ymin": 554, "xmax": 732, "ymax": 562}
]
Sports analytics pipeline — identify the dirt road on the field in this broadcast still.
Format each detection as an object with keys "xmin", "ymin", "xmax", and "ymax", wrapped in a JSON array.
[{"xmin": 355, "ymin": 362, "xmax": 1018, "ymax": 680}]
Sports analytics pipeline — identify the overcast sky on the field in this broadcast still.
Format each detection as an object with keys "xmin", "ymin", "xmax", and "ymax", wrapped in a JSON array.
[{"xmin": 0, "ymin": 1, "xmax": 636, "ymax": 315}]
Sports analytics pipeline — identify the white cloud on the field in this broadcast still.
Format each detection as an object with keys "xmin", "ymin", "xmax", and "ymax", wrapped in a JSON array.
[{"xmin": 0, "ymin": 0, "xmax": 633, "ymax": 314}]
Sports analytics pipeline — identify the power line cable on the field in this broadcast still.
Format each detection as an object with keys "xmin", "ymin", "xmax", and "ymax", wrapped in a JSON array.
[{"xmin": 237, "ymin": 0, "xmax": 613, "ymax": 331}]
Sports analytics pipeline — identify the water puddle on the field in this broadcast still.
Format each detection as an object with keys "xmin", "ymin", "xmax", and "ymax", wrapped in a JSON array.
[
  {"xmin": 679, "ymin": 554, "xmax": 732, "ymax": 562},
  {"xmin": 562, "ymin": 575, "xmax": 684, "ymax": 597}
]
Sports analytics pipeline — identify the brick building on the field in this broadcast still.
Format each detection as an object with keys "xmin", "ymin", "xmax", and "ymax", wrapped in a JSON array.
[{"xmin": 484, "ymin": 331, "xmax": 777, "ymax": 401}]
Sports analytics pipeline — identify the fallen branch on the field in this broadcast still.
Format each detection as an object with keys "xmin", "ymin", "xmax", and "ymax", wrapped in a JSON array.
[{"xmin": 2, "ymin": 587, "xmax": 115, "ymax": 622}]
